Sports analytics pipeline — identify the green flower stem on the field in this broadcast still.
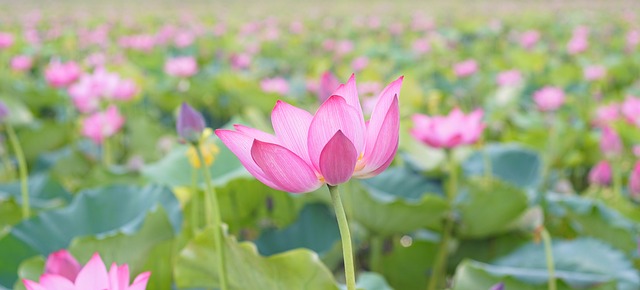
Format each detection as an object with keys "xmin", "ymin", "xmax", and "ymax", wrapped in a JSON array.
[
  {"xmin": 191, "ymin": 167, "xmax": 200, "ymax": 234},
  {"xmin": 482, "ymin": 146, "xmax": 493, "ymax": 180},
  {"xmin": 540, "ymin": 227, "xmax": 557, "ymax": 290},
  {"xmin": 369, "ymin": 235, "xmax": 383, "ymax": 274},
  {"xmin": 612, "ymin": 158, "xmax": 622, "ymax": 197},
  {"xmin": 427, "ymin": 151, "xmax": 458, "ymax": 290},
  {"xmin": 102, "ymin": 138, "xmax": 112, "ymax": 167},
  {"xmin": 539, "ymin": 113, "xmax": 559, "ymax": 206},
  {"xmin": 194, "ymin": 146, "xmax": 229, "ymax": 290},
  {"xmin": 328, "ymin": 184, "xmax": 357, "ymax": 290},
  {"xmin": 6, "ymin": 124, "xmax": 30, "ymax": 219}
]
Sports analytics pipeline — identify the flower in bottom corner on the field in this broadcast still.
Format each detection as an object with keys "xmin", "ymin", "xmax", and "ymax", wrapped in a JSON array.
[{"xmin": 23, "ymin": 251, "xmax": 150, "ymax": 290}]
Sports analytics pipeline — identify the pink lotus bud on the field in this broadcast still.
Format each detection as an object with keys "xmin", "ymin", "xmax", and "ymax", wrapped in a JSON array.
[
  {"xmin": 411, "ymin": 108, "xmax": 485, "ymax": 148},
  {"xmin": 10, "ymin": 55, "xmax": 33, "ymax": 72},
  {"xmin": 496, "ymin": 70, "xmax": 523, "ymax": 87},
  {"xmin": 454, "ymin": 59, "xmax": 478, "ymax": 78},
  {"xmin": 583, "ymin": 65, "xmax": 606, "ymax": 81},
  {"xmin": 44, "ymin": 250, "xmax": 81, "ymax": 282},
  {"xmin": 317, "ymin": 71, "xmax": 341, "ymax": 103},
  {"xmin": 533, "ymin": 86, "xmax": 565, "ymax": 112},
  {"xmin": 45, "ymin": 61, "xmax": 82, "ymax": 88},
  {"xmin": 490, "ymin": 283, "xmax": 505, "ymax": 290},
  {"xmin": 81, "ymin": 106, "xmax": 125, "ymax": 144},
  {"xmin": 260, "ymin": 77, "xmax": 289, "ymax": 95},
  {"xmin": 622, "ymin": 96, "xmax": 640, "ymax": 126},
  {"xmin": 0, "ymin": 32, "xmax": 14, "ymax": 49},
  {"xmin": 164, "ymin": 56, "xmax": 198, "ymax": 78},
  {"xmin": 519, "ymin": 30, "xmax": 540, "ymax": 50},
  {"xmin": 176, "ymin": 102, "xmax": 205, "ymax": 143},
  {"xmin": 629, "ymin": 161, "xmax": 640, "ymax": 198},
  {"xmin": 588, "ymin": 160, "xmax": 612, "ymax": 186},
  {"xmin": 600, "ymin": 126, "xmax": 623, "ymax": 157}
]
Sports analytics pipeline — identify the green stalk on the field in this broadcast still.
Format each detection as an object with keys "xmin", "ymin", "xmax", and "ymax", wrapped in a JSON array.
[
  {"xmin": 6, "ymin": 124, "xmax": 30, "ymax": 219},
  {"xmin": 612, "ymin": 158, "xmax": 622, "ymax": 198},
  {"xmin": 427, "ymin": 151, "xmax": 458, "ymax": 290},
  {"xmin": 195, "ymin": 146, "xmax": 229, "ymax": 290},
  {"xmin": 540, "ymin": 227, "xmax": 557, "ymax": 290},
  {"xmin": 102, "ymin": 138, "xmax": 112, "ymax": 167},
  {"xmin": 328, "ymin": 185, "xmax": 357, "ymax": 290},
  {"xmin": 191, "ymin": 167, "xmax": 200, "ymax": 234},
  {"xmin": 370, "ymin": 236, "xmax": 383, "ymax": 273}
]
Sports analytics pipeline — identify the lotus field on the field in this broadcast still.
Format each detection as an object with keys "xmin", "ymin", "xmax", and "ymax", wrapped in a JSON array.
[{"xmin": 1, "ymin": 2, "xmax": 640, "ymax": 290}]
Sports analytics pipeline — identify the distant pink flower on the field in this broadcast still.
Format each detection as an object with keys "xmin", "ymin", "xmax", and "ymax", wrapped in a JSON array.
[
  {"xmin": 622, "ymin": 96, "xmax": 640, "ymax": 126},
  {"xmin": 584, "ymin": 65, "xmax": 606, "ymax": 81},
  {"xmin": 454, "ymin": 59, "xmax": 478, "ymax": 78},
  {"xmin": 111, "ymin": 79, "xmax": 138, "ymax": 101},
  {"xmin": 164, "ymin": 56, "xmax": 198, "ymax": 78},
  {"xmin": 533, "ymin": 86, "xmax": 565, "ymax": 112},
  {"xmin": 317, "ymin": 71, "xmax": 341, "ymax": 103},
  {"xmin": 627, "ymin": 30, "xmax": 640, "ymax": 50},
  {"xmin": 216, "ymin": 74, "xmax": 403, "ymax": 193},
  {"xmin": 230, "ymin": 53, "xmax": 251, "ymax": 70},
  {"xmin": 567, "ymin": 34, "xmax": 588, "ymax": 55},
  {"xmin": 335, "ymin": 40, "xmax": 354, "ymax": 57},
  {"xmin": 174, "ymin": 31, "xmax": 195, "ymax": 47},
  {"xmin": 411, "ymin": 108, "xmax": 485, "ymax": 148},
  {"xmin": 81, "ymin": 106, "xmax": 125, "ymax": 144},
  {"xmin": 10, "ymin": 55, "xmax": 33, "ymax": 72},
  {"xmin": 260, "ymin": 77, "xmax": 289, "ymax": 95},
  {"xmin": 588, "ymin": 160, "xmax": 612, "ymax": 186},
  {"xmin": 24, "ymin": 252, "xmax": 150, "ymax": 290},
  {"xmin": 0, "ymin": 32, "xmax": 14, "ymax": 49},
  {"xmin": 289, "ymin": 21, "xmax": 304, "ymax": 34},
  {"xmin": 593, "ymin": 103, "xmax": 619, "ymax": 127},
  {"xmin": 351, "ymin": 56, "xmax": 369, "ymax": 72},
  {"xmin": 45, "ymin": 61, "xmax": 82, "ymax": 88},
  {"xmin": 412, "ymin": 37, "xmax": 431, "ymax": 55},
  {"xmin": 119, "ymin": 34, "xmax": 156, "ymax": 52},
  {"xmin": 630, "ymin": 161, "xmax": 640, "ymax": 198},
  {"xmin": 600, "ymin": 126, "xmax": 623, "ymax": 157},
  {"xmin": 389, "ymin": 22, "xmax": 404, "ymax": 36},
  {"xmin": 634, "ymin": 145, "xmax": 640, "ymax": 157},
  {"xmin": 496, "ymin": 70, "xmax": 522, "ymax": 87},
  {"xmin": 519, "ymin": 30, "xmax": 540, "ymax": 50},
  {"xmin": 44, "ymin": 250, "xmax": 81, "ymax": 282}
]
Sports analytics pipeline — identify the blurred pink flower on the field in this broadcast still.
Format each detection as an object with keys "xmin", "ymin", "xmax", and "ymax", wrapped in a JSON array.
[
  {"xmin": 593, "ymin": 103, "xmax": 619, "ymax": 127},
  {"xmin": 412, "ymin": 37, "xmax": 431, "ymax": 55},
  {"xmin": 533, "ymin": 86, "xmax": 565, "ymax": 112},
  {"xmin": 496, "ymin": 70, "xmax": 522, "ymax": 87},
  {"xmin": 216, "ymin": 74, "xmax": 403, "ymax": 193},
  {"xmin": 24, "ymin": 252, "xmax": 150, "ymax": 290},
  {"xmin": 588, "ymin": 160, "xmax": 612, "ymax": 186},
  {"xmin": 0, "ymin": 32, "xmax": 14, "ymax": 49},
  {"xmin": 583, "ymin": 65, "xmax": 606, "ymax": 81},
  {"xmin": 230, "ymin": 53, "xmax": 251, "ymax": 70},
  {"xmin": 519, "ymin": 30, "xmax": 540, "ymax": 50},
  {"xmin": 81, "ymin": 106, "xmax": 125, "ymax": 144},
  {"xmin": 10, "ymin": 55, "xmax": 33, "ymax": 72},
  {"xmin": 45, "ymin": 61, "xmax": 82, "ymax": 88},
  {"xmin": 164, "ymin": 56, "xmax": 198, "ymax": 78},
  {"xmin": 44, "ymin": 250, "xmax": 81, "ymax": 282},
  {"xmin": 260, "ymin": 77, "xmax": 289, "ymax": 95},
  {"xmin": 317, "ymin": 71, "xmax": 341, "ymax": 103},
  {"xmin": 454, "ymin": 59, "xmax": 478, "ymax": 78},
  {"xmin": 630, "ymin": 161, "xmax": 640, "ymax": 199},
  {"xmin": 111, "ymin": 79, "xmax": 138, "ymax": 101},
  {"xmin": 289, "ymin": 20, "xmax": 304, "ymax": 34},
  {"xmin": 622, "ymin": 96, "xmax": 640, "ymax": 126},
  {"xmin": 634, "ymin": 145, "xmax": 640, "ymax": 157},
  {"xmin": 600, "ymin": 126, "xmax": 623, "ymax": 157},
  {"xmin": 567, "ymin": 31, "xmax": 588, "ymax": 55},
  {"xmin": 174, "ymin": 31, "xmax": 195, "ymax": 48},
  {"xmin": 627, "ymin": 30, "xmax": 640, "ymax": 50},
  {"xmin": 351, "ymin": 56, "xmax": 369, "ymax": 72},
  {"xmin": 335, "ymin": 40, "xmax": 354, "ymax": 57},
  {"xmin": 411, "ymin": 108, "xmax": 485, "ymax": 148}
]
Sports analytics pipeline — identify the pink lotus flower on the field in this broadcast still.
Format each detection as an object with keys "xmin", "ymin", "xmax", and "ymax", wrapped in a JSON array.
[
  {"xmin": 600, "ymin": 126, "xmax": 623, "ymax": 157},
  {"xmin": 229, "ymin": 53, "xmax": 251, "ymax": 70},
  {"xmin": 317, "ymin": 71, "xmax": 341, "ymax": 103},
  {"xmin": 533, "ymin": 86, "xmax": 565, "ymax": 112},
  {"xmin": 593, "ymin": 103, "xmax": 619, "ymax": 127},
  {"xmin": 164, "ymin": 56, "xmax": 198, "ymax": 78},
  {"xmin": 622, "ymin": 96, "xmax": 640, "ymax": 126},
  {"xmin": 519, "ymin": 30, "xmax": 540, "ymax": 50},
  {"xmin": 11, "ymin": 55, "xmax": 33, "ymax": 72},
  {"xmin": 411, "ymin": 108, "xmax": 484, "ymax": 149},
  {"xmin": 260, "ymin": 77, "xmax": 289, "ymax": 95},
  {"xmin": 216, "ymin": 74, "xmax": 402, "ymax": 193},
  {"xmin": 24, "ymin": 252, "xmax": 150, "ymax": 290},
  {"xmin": 629, "ymin": 161, "xmax": 640, "ymax": 198},
  {"xmin": 496, "ymin": 70, "xmax": 523, "ymax": 87},
  {"xmin": 81, "ymin": 106, "xmax": 125, "ymax": 144},
  {"xmin": 584, "ymin": 65, "xmax": 606, "ymax": 81},
  {"xmin": 454, "ymin": 59, "xmax": 478, "ymax": 78},
  {"xmin": 45, "ymin": 61, "xmax": 82, "ymax": 88},
  {"xmin": 0, "ymin": 32, "xmax": 14, "ymax": 49},
  {"xmin": 44, "ymin": 250, "xmax": 81, "ymax": 281},
  {"xmin": 588, "ymin": 160, "xmax": 612, "ymax": 186},
  {"xmin": 567, "ymin": 35, "xmax": 588, "ymax": 55}
]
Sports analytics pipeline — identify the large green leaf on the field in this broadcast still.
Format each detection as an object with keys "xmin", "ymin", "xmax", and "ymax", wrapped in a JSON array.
[
  {"xmin": 0, "ymin": 184, "xmax": 181, "ymax": 288},
  {"xmin": 255, "ymin": 203, "xmax": 339, "ymax": 256},
  {"xmin": 341, "ymin": 167, "xmax": 448, "ymax": 236},
  {"xmin": 378, "ymin": 231, "xmax": 439, "ymax": 290},
  {"xmin": 455, "ymin": 178, "xmax": 529, "ymax": 238},
  {"xmin": 0, "ymin": 172, "xmax": 72, "ymax": 210},
  {"xmin": 175, "ymin": 227, "xmax": 339, "ymax": 290},
  {"xmin": 462, "ymin": 144, "xmax": 541, "ymax": 189}
]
